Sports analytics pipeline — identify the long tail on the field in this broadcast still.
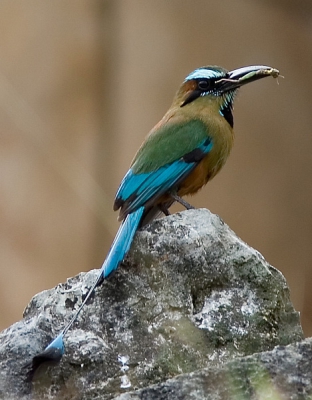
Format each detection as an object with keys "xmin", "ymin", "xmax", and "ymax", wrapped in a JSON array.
[{"xmin": 30, "ymin": 206, "xmax": 145, "ymax": 371}]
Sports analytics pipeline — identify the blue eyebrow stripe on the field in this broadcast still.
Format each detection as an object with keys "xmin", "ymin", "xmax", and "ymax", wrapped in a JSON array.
[{"xmin": 184, "ymin": 69, "xmax": 223, "ymax": 81}]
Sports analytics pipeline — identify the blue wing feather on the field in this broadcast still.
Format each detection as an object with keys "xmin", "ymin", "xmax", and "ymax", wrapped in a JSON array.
[{"xmin": 116, "ymin": 138, "xmax": 213, "ymax": 216}]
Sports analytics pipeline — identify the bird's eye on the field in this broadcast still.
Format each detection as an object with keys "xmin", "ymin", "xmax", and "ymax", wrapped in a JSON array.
[{"xmin": 198, "ymin": 80, "xmax": 210, "ymax": 91}]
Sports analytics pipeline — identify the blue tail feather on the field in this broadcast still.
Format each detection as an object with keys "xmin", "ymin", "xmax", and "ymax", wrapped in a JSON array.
[
  {"xmin": 31, "ymin": 206, "xmax": 145, "ymax": 370},
  {"xmin": 45, "ymin": 332, "xmax": 64, "ymax": 353},
  {"xmin": 101, "ymin": 206, "xmax": 144, "ymax": 278}
]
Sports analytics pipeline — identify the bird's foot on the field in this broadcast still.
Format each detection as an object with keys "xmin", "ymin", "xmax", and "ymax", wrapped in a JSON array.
[
  {"xmin": 170, "ymin": 193, "xmax": 195, "ymax": 210},
  {"xmin": 159, "ymin": 204, "xmax": 171, "ymax": 216}
]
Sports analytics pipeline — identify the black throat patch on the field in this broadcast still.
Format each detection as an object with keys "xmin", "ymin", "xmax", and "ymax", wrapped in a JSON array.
[{"xmin": 220, "ymin": 103, "xmax": 234, "ymax": 128}]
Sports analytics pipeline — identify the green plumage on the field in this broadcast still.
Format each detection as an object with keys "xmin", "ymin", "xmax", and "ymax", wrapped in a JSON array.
[{"xmin": 132, "ymin": 119, "xmax": 210, "ymax": 174}]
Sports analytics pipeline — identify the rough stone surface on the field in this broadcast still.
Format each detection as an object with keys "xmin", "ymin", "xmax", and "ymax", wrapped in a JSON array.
[
  {"xmin": 0, "ymin": 209, "xmax": 304, "ymax": 399},
  {"xmin": 116, "ymin": 338, "xmax": 312, "ymax": 400}
]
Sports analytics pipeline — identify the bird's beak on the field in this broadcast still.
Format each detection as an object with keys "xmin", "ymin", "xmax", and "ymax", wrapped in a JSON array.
[{"xmin": 217, "ymin": 65, "xmax": 280, "ymax": 93}]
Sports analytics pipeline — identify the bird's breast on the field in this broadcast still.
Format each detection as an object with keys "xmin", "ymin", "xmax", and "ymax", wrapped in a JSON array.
[{"xmin": 178, "ymin": 116, "xmax": 234, "ymax": 196}]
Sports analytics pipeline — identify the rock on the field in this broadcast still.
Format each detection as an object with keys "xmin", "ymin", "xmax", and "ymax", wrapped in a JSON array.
[
  {"xmin": 116, "ymin": 338, "xmax": 312, "ymax": 400},
  {"xmin": 0, "ymin": 209, "xmax": 304, "ymax": 399}
]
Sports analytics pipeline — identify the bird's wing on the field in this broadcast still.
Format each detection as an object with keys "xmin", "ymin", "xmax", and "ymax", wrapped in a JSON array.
[{"xmin": 114, "ymin": 119, "xmax": 213, "ymax": 217}]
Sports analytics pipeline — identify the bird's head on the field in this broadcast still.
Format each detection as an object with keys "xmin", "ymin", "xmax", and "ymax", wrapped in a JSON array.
[{"xmin": 175, "ymin": 65, "xmax": 279, "ymax": 127}]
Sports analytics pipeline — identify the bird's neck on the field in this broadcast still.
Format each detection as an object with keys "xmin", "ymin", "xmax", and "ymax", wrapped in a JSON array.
[{"xmin": 168, "ymin": 95, "xmax": 233, "ymax": 131}]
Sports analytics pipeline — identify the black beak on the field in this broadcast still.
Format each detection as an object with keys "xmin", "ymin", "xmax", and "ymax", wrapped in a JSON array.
[{"xmin": 217, "ymin": 65, "xmax": 280, "ymax": 93}]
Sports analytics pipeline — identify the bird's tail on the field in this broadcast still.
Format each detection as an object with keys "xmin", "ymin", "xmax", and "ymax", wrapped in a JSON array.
[
  {"xmin": 101, "ymin": 206, "xmax": 144, "ymax": 278},
  {"xmin": 29, "ymin": 206, "xmax": 145, "ymax": 373}
]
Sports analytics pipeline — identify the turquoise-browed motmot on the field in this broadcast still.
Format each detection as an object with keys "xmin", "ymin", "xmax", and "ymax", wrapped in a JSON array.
[{"xmin": 30, "ymin": 64, "xmax": 279, "ymax": 371}]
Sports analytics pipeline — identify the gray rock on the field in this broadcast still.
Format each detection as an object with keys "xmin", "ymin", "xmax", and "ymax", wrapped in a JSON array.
[
  {"xmin": 0, "ymin": 209, "xmax": 304, "ymax": 399},
  {"xmin": 116, "ymin": 338, "xmax": 312, "ymax": 400}
]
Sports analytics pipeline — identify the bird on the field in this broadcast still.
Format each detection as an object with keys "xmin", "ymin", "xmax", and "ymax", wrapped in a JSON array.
[{"xmin": 29, "ymin": 64, "xmax": 279, "ymax": 374}]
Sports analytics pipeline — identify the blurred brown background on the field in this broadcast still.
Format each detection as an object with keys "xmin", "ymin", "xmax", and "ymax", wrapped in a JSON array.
[{"xmin": 0, "ymin": 0, "xmax": 312, "ymax": 335}]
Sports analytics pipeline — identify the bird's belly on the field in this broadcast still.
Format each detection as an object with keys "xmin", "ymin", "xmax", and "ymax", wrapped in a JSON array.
[{"xmin": 178, "ymin": 152, "xmax": 225, "ymax": 197}]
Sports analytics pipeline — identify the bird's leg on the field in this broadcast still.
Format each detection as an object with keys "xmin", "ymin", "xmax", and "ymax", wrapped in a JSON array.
[
  {"xmin": 170, "ymin": 193, "xmax": 195, "ymax": 210},
  {"xmin": 159, "ymin": 204, "xmax": 171, "ymax": 216}
]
